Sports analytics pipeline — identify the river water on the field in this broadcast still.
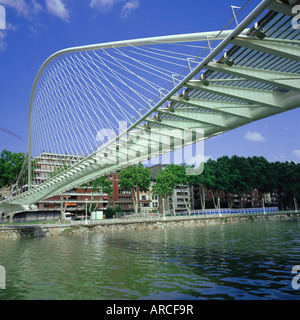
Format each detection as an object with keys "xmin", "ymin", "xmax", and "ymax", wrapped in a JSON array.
[{"xmin": 0, "ymin": 220, "xmax": 300, "ymax": 300}]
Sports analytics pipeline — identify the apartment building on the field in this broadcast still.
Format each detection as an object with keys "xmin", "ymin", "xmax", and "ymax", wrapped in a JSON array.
[
  {"xmin": 264, "ymin": 191, "xmax": 280, "ymax": 206},
  {"xmin": 32, "ymin": 152, "xmax": 108, "ymax": 214},
  {"xmin": 139, "ymin": 181, "xmax": 159, "ymax": 214},
  {"xmin": 108, "ymin": 174, "xmax": 159, "ymax": 213},
  {"xmin": 148, "ymin": 164, "xmax": 194, "ymax": 214},
  {"xmin": 169, "ymin": 185, "xmax": 194, "ymax": 213},
  {"xmin": 108, "ymin": 173, "xmax": 134, "ymax": 212}
]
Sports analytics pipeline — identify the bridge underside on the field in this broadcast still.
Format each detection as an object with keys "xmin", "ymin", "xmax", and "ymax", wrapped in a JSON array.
[{"xmin": 1, "ymin": 0, "xmax": 300, "ymax": 212}]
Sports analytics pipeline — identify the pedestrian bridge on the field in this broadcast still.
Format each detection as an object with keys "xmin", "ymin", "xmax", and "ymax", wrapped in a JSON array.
[{"xmin": 1, "ymin": 0, "xmax": 300, "ymax": 212}]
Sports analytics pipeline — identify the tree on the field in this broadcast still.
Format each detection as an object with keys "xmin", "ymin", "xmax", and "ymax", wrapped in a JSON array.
[
  {"xmin": 60, "ymin": 191, "xmax": 71, "ymax": 219},
  {"xmin": 118, "ymin": 163, "xmax": 151, "ymax": 214},
  {"xmin": 0, "ymin": 150, "xmax": 25, "ymax": 188},
  {"xmin": 188, "ymin": 172, "xmax": 206, "ymax": 210},
  {"xmin": 248, "ymin": 156, "xmax": 274, "ymax": 196},
  {"xmin": 152, "ymin": 164, "xmax": 189, "ymax": 215},
  {"xmin": 151, "ymin": 167, "xmax": 174, "ymax": 215},
  {"xmin": 272, "ymin": 161, "xmax": 300, "ymax": 209},
  {"xmin": 84, "ymin": 176, "xmax": 113, "ymax": 215},
  {"xmin": 228, "ymin": 156, "xmax": 252, "ymax": 208},
  {"xmin": 105, "ymin": 207, "xmax": 115, "ymax": 219},
  {"xmin": 214, "ymin": 156, "xmax": 232, "ymax": 208},
  {"xmin": 199, "ymin": 159, "xmax": 221, "ymax": 209},
  {"xmin": 164, "ymin": 164, "xmax": 184, "ymax": 215}
]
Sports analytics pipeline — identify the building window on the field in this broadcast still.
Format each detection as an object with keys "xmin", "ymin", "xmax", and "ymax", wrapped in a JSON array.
[{"xmin": 142, "ymin": 203, "xmax": 150, "ymax": 208}]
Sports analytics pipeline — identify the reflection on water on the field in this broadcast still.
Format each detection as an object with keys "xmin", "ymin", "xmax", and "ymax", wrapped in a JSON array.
[{"xmin": 0, "ymin": 220, "xmax": 300, "ymax": 300}]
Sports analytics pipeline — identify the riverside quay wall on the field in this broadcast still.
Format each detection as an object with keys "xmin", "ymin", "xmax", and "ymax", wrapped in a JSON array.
[{"xmin": 0, "ymin": 212, "xmax": 299, "ymax": 239}]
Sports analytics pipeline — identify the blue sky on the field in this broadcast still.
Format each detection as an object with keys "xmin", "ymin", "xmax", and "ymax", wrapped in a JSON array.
[{"xmin": 0, "ymin": 0, "xmax": 299, "ymax": 163}]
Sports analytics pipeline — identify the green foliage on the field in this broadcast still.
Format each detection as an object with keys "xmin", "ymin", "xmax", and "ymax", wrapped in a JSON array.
[
  {"xmin": 118, "ymin": 163, "xmax": 151, "ymax": 214},
  {"xmin": 153, "ymin": 164, "xmax": 187, "ymax": 195},
  {"xmin": 115, "ymin": 205, "xmax": 122, "ymax": 212},
  {"xmin": 148, "ymin": 158, "xmax": 300, "ymax": 211},
  {"xmin": 1, "ymin": 148, "xmax": 299, "ymax": 212},
  {"xmin": 0, "ymin": 149, "xmax": 26, "ymax": 188},
  {"xmin": 87, "ymin": 176, "xmax": 113, "ymax": 196},
  {"xmin": 105, "ymin": 207, "xmax": 115, "ymax": 219},
  {"xmin": 270, "ymin": 160, "xmax": 300, "ymax": 209},
  {"xmin": 119, "ymin": 163, "xmax": 151, "ymax": 192},
  {"xmin": 152, "ymin": 164, "xmax": 190, "ymax": 214},
  {"xmin": 190, "ymin": 155, "xmax": 300, "ymax": 210},
  {"xmin": 151, "ymin": 169, "xmax": 173, "ymax": 199}
]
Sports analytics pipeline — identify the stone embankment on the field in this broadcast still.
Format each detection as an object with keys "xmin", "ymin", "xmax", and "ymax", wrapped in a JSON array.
[{"xmin": 0, "ymin": 212, "xmax": 299, "ymax": 239}]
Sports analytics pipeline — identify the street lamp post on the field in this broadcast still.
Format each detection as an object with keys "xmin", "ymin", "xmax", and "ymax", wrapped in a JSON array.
[
  {"xmin": 262, "ymin": 197, "xmax": 266, "ymax": 214},
  {"xmin": 85, "ymin": 198, "xmax": 88, "ymax": 224},
  {"xmin": 218, "ymin": 197, "xmax": 222, "ymax": 217}
]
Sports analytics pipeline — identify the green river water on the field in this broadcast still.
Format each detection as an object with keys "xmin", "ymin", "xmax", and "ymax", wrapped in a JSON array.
[{"xmin": 0, "ymin": 219, "xmax": 300, "ymax": 300}]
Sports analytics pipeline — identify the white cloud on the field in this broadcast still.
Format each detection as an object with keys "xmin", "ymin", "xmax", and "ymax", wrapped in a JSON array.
[
  {"xmin": 0, "ymin": 0, "xmax": 69, "ymax": 51},
  {"xmin": 292, "ymin": 149, "xmax": 300, "ymax": 159},
  {"xmin": 89, "ymin": 0, "xmax": 139, "ymax": 17},
  {"xmin": 0, "ymin": 0, "xmax": 69, "ymax": 21},
  {"xmin": 121, "ymin": 0, "xmax": 139, "ymax": 18},
  {"xmin": 31, "ymin": 0, "xmax": 43, "ymax": 14},
  {"xmin": 0, "ymin": 0, "xmax": 42, "ymax": 17},
  {"xmin": 0, "ymin": 30, "xmax": 6, "ymax": 51},
  {"xmin": 28, "ymin": 22, "xmax": 44, "ymax": 38},
  {"xmin": 0, "ymin": 1, "xmax": 42, "ymax": 51},
  {"xmin": 45, "ymin": 0, "xmax": 69, "ymax": 21},
  {"xmin": 244, "ymin": 131, "xmax": 266, "ymax": 142},
  {"xmin": 89, "ymin": 0, "xmax": 119, "ymax": 12},
  {"xmin": 272, "ymin": 153, "xmax": 286, "ymax": 161},
  {"xmin": 0, "ymin": 23, "xmax": 17, "ymax": 51},
  {"xmin": 0, "ymin": 0, "xmax": 28, "ymax": 16}
]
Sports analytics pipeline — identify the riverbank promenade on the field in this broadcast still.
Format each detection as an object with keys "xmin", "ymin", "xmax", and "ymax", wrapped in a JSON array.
[{"xmin": 1, "ymin": 210, "xmax": 299, "ymax": 239}]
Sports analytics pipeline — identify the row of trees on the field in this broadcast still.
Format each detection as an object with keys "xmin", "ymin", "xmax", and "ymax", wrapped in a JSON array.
[
  {"xmin": 188, "ymin": 156, "xmax": 300, "ymax": 211},
  {"xmin": 1, "ymin": 149, "xmax": 299, "ymax": 213},
  {"xmin": 117, "ymin": 156, "xmax": 300, "ymax": 214}
]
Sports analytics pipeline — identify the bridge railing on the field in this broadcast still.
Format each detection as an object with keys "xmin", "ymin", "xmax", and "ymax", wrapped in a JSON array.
[
  {"xmin": 68, "ymin": 208, "xmax": 295, "ymax": 227},
  {"xmin": 1, "ymin": 209, "xmax": 298, "ymax": 228}
]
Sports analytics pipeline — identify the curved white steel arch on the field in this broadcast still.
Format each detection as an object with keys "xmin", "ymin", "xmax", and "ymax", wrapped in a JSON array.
[{"xmin": 27, "ymin": 29, "xmax": 250, "ymax": 188}]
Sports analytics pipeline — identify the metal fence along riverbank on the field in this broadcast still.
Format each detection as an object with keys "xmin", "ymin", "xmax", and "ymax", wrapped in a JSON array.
[{"xmin": 70, "ymin": 207, "xmax": 281, "ymax": 226}]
